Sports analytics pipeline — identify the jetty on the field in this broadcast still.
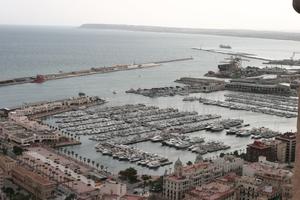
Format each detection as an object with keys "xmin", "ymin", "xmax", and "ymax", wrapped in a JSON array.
[{"xmin": 191, "ymin": 47, "xmax": 271, "ymax": 61}]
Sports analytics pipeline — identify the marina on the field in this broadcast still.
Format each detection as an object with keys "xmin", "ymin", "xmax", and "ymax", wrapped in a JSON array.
[
  {"xmin": 42, "ymin": 103, "xmax": 250, "ymax": 172},
  {"xmin": 46, "ymin": 104, "xmax": 226, "ymax": 145}
]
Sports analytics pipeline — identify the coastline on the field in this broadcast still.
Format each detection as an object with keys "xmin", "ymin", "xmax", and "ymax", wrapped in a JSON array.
[{"xmin": 80, "ymin": 23, "xmax": 300, "ymax": 42}]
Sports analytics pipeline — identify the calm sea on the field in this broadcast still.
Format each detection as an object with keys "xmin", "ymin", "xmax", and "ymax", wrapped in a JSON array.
[{"xmin": 0, "ymin": 26, "xmax": 299, "ymax": 175}]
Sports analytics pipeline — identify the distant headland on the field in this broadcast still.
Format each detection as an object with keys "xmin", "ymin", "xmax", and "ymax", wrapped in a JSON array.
[{"xmin": 80, "ymin": 23, "xmax": 300, "ymax": 42}]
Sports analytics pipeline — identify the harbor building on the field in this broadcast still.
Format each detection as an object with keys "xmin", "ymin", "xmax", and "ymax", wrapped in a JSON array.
[
  {"xmin": 225, "ymin": 81, "xmax": 291, "ymax": 96},
  {"xmin": 11, "ymin": 166, "xmax": 56, "ymax": 200},
  {"xmin": 212, "ymin": 155, "xmax": 244, "ymax": 175},
  {"xmin": 0, "ymin": 155, "xmax": 17, "ymax": 177},
  {"xmin": 235, "ymin": 176, "xmax": 282, "ymax": 200},
  {"xmin": 0, "ymin": 120, "xmax": 59, "ymax": 146},
  {"xmin": 99, "ymin": 180, "xmax": 127, "ymax": 199},
  {"xmin": 163, "ymin": 158, "xmax": 222, "ymax": 200},
  {"xmin": 265, "ymin": 139, "xmax": 287, "ymax": 163},
  {"xmin": 246, "ymin": 141, "xmax": 276, "ymax": 162},
  {"xmin": 163, "ymin": 155, "xmax": 243, "ymax": 200},
  {"xmin": 243, "ymin": 157, "xmax": 293, "ymax": 200},
  {"xmin": 275, "ymin": 132, "xmax": 296, "ymax": 163}
]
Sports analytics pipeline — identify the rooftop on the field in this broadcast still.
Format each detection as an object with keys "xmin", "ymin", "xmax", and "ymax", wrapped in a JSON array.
[
  {"xmin": 12, "ymin": 165, "xmax": 55, "ymax": 187},
  {"xmin": 276, "ymin": 132, "xmax": 296, "ymax": 140},
  {"xmin": 245, "ymin": 162, "xmax": 293, "ymax": 178},
  {"xmin": 0, "ymin": 155, "xmax": 16, "ymax": 164},
  {"xmin": 187, "ymin": 182, "xmax": 235, "ymax": 200},
  {"xmin": 248, "ymin": 141, "xmax": 271, "ymax": 150}
]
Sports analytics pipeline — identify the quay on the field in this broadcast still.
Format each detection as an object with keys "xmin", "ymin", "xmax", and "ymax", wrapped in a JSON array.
[
  {"xmin": 126, "ymin": 77, "xmax": 226, "ymax": 98},
  {"xmin": 0, "ymin": 57, "xmax": 193, "ymax": 88}
]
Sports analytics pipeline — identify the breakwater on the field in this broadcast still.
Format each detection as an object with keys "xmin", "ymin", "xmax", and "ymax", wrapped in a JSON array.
[{"xmin": 0, "ymin": 57, "xmax": 193, "ymax": 87}]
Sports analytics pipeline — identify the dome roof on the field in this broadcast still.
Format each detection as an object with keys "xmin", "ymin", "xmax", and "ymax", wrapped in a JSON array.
[
  {"xmin": 195, "ymin": 154, "xmax": 203, "ymax": 163},
  {"xmin": 174, "ymin": 158, "xmax": 183, "ymax": 168}
]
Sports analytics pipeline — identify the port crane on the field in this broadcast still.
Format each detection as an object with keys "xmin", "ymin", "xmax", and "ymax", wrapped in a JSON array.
[
  {"xmin": 221, "ymin": 56, "xmax": 250, "ymax": 69},
  {"xmin": 290, "ymin": 52, "xmax": 300, "ymax": 61}
]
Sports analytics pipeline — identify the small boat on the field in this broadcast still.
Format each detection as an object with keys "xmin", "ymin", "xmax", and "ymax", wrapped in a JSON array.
[
  {"xmin": 102, "ymin": 150, "xmax": 112, "ymax": 156},
  {"xmin": 211, "ymin": 125, "xmax": 224, "ymax": 132},
  {"xmin": 226, "ymin": 128, "xmax": 238, "ymax": 135},
  {"xmin": 151, "ymin": 135, "xmax": 163, "ymax": 142},
  {"xmin": 147, "ymin": 161, "xmax": 160, "ymax": 169},
  {"xmin": 205, "ymin": 125, "xmax": 212, "ymax": 131},
  {"xmin": 174, "ymin": 142, "xmax": 191, "ymax": 149},
  {"xmin": 236, "ymin": 130, "xmax": 251, "ymax": 137},
  {"xmin": 251, "ymin": 135, "xmax": 262, "ymax": 139},
  {"xmin": 78, "ymin": 92, "xmax": 86, "ymax": 97}
]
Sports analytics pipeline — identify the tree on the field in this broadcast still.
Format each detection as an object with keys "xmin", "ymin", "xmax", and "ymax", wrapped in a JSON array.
[
  {"xmin": 141, "ymin": 174, "xmax": 151, "ymax": 188},
  {"xmin": 13, "ymin": 146, "xmax": 23, "ymax": 156},
  {"xmin": 3, "ymin": 187, "xmax": 15, "ymax": 199},
  {"xmin": 141, "ymin": 174, "xmax": 151, "ymax": 181},
  {"xmin": 186, "ymin": 161, "xmax": 193, "ymax": 166},
  {"xmin": 65, "ymin": 193, "xmax": 76, "ymax": 200},
  {"xmin": 150, "ymin": 176, "xmax": 163, "ymax": 193},
  {"xmin": 2, "ymin": 147, "xmax": 7, "ymax": 155},
  {"xmin": 119, "ymin": 167, "xmax": 138, "ymax": 183},
  {"xmin": 219, "ymin": 152, "xmax": 225, "ymax": 158},
  {"xmin": 233, "ymin": 150, "xmax": 239, "ymax": 157}
]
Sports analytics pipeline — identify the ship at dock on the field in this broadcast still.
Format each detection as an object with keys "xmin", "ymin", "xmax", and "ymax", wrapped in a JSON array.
[{"xmin": 219, "ymin": 44, "xmax": 232, "ymax": 49}]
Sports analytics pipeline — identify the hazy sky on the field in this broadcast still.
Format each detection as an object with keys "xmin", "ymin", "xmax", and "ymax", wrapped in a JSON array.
[{"xmin": 1, "ymin": 0, "xmax": 299, "ymax": 31}]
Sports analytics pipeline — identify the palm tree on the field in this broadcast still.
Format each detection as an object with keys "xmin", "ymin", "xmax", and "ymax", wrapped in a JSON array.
[
  {"xmin": 96, "ymin": 163, "xmax": 99, "ymax": 170},
  {"xmin": 79, "ymin": 156, "xmax": 82, "ymax": 162},
  {"xmin": 75, "ymin": 154, "xmax": 78, "ymax": 159},
  {"xmin": 92, "ymin": 160, "xmax": 95, "ymax": 166}
]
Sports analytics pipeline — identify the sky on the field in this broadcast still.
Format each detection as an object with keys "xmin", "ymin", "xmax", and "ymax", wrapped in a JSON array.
[{"xmin": 1, "ymin": 0, "xmax": 300, "ymax": 31}]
